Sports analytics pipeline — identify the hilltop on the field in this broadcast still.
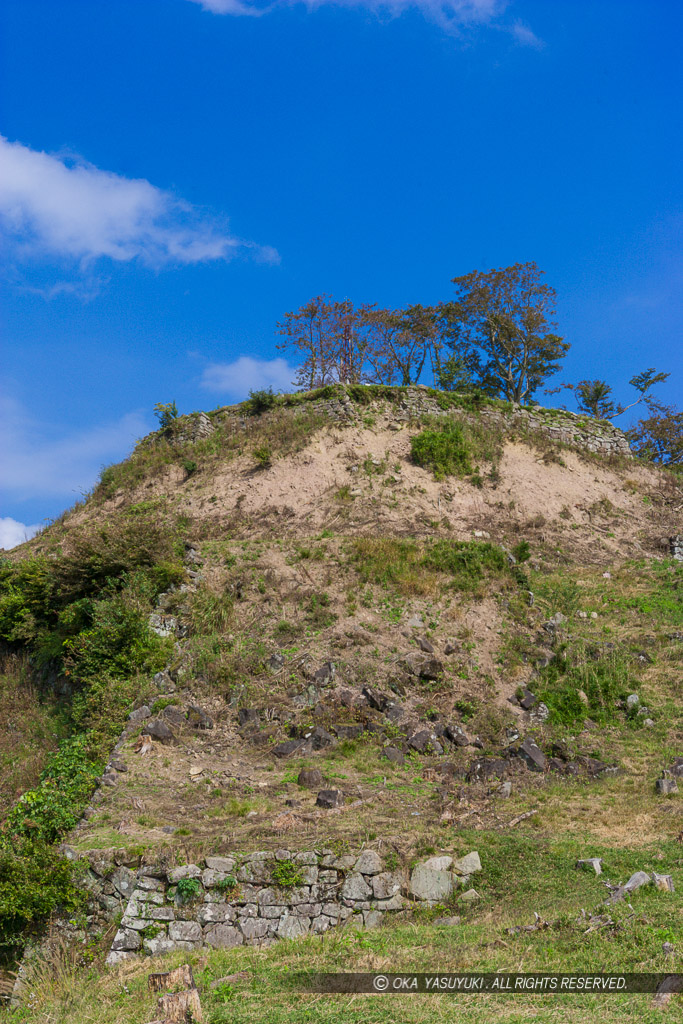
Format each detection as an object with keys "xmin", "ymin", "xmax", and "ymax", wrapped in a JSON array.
[{"xmin": 1, "ymin": 384, "xmax": 682, "ymax": 1022}]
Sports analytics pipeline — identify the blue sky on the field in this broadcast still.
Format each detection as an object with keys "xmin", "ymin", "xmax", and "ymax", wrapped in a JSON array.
[{"xmin": 1, "ymin": 0, "xmax": 681, "ymax": 546}]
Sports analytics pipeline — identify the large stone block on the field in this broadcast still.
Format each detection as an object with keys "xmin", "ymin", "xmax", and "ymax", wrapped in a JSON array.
[
  {"xmin": 409, "ymin": 864, "xmax": 454, "ymax": 901},
  {"xmin": 203, "ymin": 924, "xmax": 244, "ymax": 948}
]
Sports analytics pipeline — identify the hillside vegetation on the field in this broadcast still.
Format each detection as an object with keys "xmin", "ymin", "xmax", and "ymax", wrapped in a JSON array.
[{"xmin": 0, "ymin": 385, "xmax": 681, "ymax": 1021}]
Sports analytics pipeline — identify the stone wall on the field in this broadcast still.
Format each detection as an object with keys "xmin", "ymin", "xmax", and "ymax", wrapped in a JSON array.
[
  {"xmin": 171, "ymin": 386, "xmax": 633, "ymax": 460},
  {"xmin": 105, "ymin": 847, "xmax": 482, "ymax": 964}
]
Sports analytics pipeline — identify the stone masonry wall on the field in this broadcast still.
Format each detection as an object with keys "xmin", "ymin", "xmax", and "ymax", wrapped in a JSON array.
[
  {"xmin": 105, "ymin": 847, "xmax": 482, "ymax": 964},
  {"xmin": 174, "ymin": 386, "xmax": 632, "ymax": 460}
]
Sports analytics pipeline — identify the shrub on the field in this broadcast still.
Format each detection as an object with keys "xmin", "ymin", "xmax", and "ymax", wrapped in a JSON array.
[
  {"xmin": 0, "ymin": 843, "xmax": 85, "ymax": 955},
  {"xmin": 253, "ymin": 444, "xmax": 273, "ymax": 468},
  {"xmin": 153, "ymin": 401, "xmax": 179, "ymax": 428},
  {"xmin": 271, "ymin": 859, "xmax": 303, "ymax": 889},
  {"xmin": 244, "ymin": 388, "xmax": 278, "ymax": 416},
  {"xmin": 176, "ymin": 877, "xmax": 202, "ymax": 903},
  {"xmin": 410, "ymin": 423, "xmax": 473, "ymax": 480},
  {"xmin": 2, "ymin": 736, "xmax": 101, "ymax": 846}
]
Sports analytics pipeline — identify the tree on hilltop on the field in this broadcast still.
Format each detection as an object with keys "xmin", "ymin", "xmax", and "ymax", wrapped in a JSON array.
[{"xmin": 443, "ymin": 262, "xmax": 569, "ymax": 404}]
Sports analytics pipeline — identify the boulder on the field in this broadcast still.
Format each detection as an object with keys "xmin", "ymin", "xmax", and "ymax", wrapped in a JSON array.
[
  {"xmin": 314, "ymin": 662, "xmax": 336, "ymax": 686},
  {"xmin": 142, "ymin": 719, "xmax": 175, "ymax": 744},
  {"xmin": 187, "ymin": 704, "xmax": 213, "ymax": 729},
  {"xmin": 362, "ymin": 687, "xmax": 388, "ymax": 711},
  {"xmin": 128, "ymin": 705, "xmax": 151, "ymax": 723},
  {"xmin": 459, "ymin": 888, "xmax": 481, "ymax": 903},
  {"xmin": 444, "ymin": 723, "xmax": 470, "ymax": 747},
  {"xmin": 205, "ymin": 856, "xmax": 236, "ymax": 872},
  {"xmin": 316, "ymin": 789, "xmax": 344, "ymax": 809},
  {"xmin": 382, "ymin": 746, "xmax": 405, "ymax": 765},
  {"xmin": 452, "ymin": 852, "xmax": 481, "ymax": 875},
  {"xmin": 311, "ymin": 726, "xmax": 335, "ymax": 750},
  {"xmin": 203, "ymin": 924, "xmax": 244, "ymax": 948},
  {"xmin": 238, "ymin": 708, "xmax": 261, "ymax": 726},
  {"xmin": 656, "ymin": 777, "xmax": 679, "ymax": 795},
  {"xmin": 408, "ymin": 864, "xmax": 454, "ymax": 901},
  {"xmin": 333, "ymin": 724, "xmax": 363, "ymax": 740},
  {"xmin": 466, "ymin": 757, "xmax": 507, "ymax": 783},
  {"xmin": 298, "ymin": 768, "xmax": 323, "ymax": 788},
  {"xmin": 372, "ymin": 871, "xmax": 402, "ymax": 900},
  {"xmin": 423, "ymin": 856, "xmax": 453, "ymax": 871},
  {"xmin": 354, "ymin": 850, "xmax": 383, "ymax": 875},
  {"xmin": 513, "ymin": 737, "xmax": 546, "ymax": 772},
  {"xmin": 168, "ymin": 921, "xmax": 202, "ymax": 943},
  {"xmin": 273, "ymin": 738, "xmax": 313, "ymax": 758},
  {"xmin": 401, "ymin": 653, "xmax": 443, "ymax": 680},
  {"xmin": 341, "ymin": 872, "xmax": 373, "ymax": 901},
  {"xmin": 408, "ymin": 730, "xmax": 443, "ymax": 755},
  {"xmin": 417, "ymin": 637, "xmax": 435, "ymax": 654}
]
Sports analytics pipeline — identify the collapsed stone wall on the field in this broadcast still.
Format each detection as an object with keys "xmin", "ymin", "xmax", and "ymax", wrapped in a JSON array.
[
  {"xmin": 174, "ymin": 386, "xmax": 633, "ymax": 459},
  {"xmin": 105, "ymin": 847, "xmax": 482, "ymax": 964}
]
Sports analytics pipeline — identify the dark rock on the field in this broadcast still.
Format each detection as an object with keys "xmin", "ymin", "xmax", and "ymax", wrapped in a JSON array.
[
  {"xmin": 668, "ymin": 757, "xmax": 683, "ymax": 778},
  {"xmin": 187, "ymin": 704, "xmax": 214, "ymax": 729},
  {"xmin": 142, "ymin": 719, "xmax": 176, "ymax": 744},
  {"xmin": 110, "ymin": 759, "xmax": 127, "ymax": 772},
  {"xmin": 311, "ymin": 726, "xmax": 335, "ymax": 750},
  {"xmin": 513, "ymin": 737, "xmax": 546, "ymax": 772},
  {"xmin": 401, "ymin": 653, "xmax": 443, "ymax": 680},
  {"xmin": 518, "ymin": 688, "xmax": 537, "ymax": 710},
  {"xmin": 238, "ymin": 708, "xmax": 261, "ymax": 727},
  {"xmin": 444, "ymin": 642, "xmax": 458, "ymax": 655},
  {"xmin": 316, "ymin": 789, "xmax": 344, "ymax": 809},
  {"xmin": 444, "ymin": 723, "xmax": 470, "ymax": 747},
  {"xmin": 333, "ymin": 724, "xmax": 363, "ymax": 740},
  {"xmin": 656, "ymin": 777, "xmax": 679, "ymax": 795},
  {"xmin": 383, "ymin": 702, "xmax": 405, "ymax": 724},
  {"xmin": 298, "ymin": 768, "xmax": 323, "ymax": 788},
  {"xmin": 408, "ymin": 729, "xmax": 443, "ymax": 755},
  {"xmin": 272, "ymin": 738, "xmax": 313, "ymax": 758},
  {"xmin": 128, "ymin": 705, "xmax": 151, "ymax": 723},
  {"xmin": 314, "ymin": 662, "xmax": 336, "ymax": 686},
  {"xmin": 417, "ymin": 637, "xmax": 435, "ymax": 654},
  {"xmin": 161, "ymin": 706, "xmax": 186, "ymax": 729},
  {"xmin": 267, "ymin": 653, "xmax": 285, "ymax": 672},
  {"xmin": 466, "ymin": 757, "xmax": 507, "ymax": 783},
  {"xmin": 382, "ymin": 746, "xmax": 405, "ymax": 765},
  {"xmin": 582, "ymin": 757, "xmax": 619, "ymax": 777},
  {"xmin": 362, "ymin": 687, "xmax": 388, "ymax": 712}
]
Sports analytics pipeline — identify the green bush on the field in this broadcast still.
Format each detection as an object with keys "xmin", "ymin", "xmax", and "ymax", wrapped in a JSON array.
[
  {"xmin": 270, "ymin": 859, "xmax": 303, "ymax": 889},
  {"xmin": 410, "ymin": 423, "xmax": 473, "ymax": 480},
  {"xmin": 176, "ymin": 877, "xmax": 202, "ymax": 903},
  {"xmin": 2, "ymin": 736, "xmax": 101, "ymax": 845},
  {"xmin": 537, "ymin": 644, "xmax": 635, "ymax": 727},
  {"xmin": 0, "ymin": 843, "xmax": 85, "ymax": 954},
  {"xmin": 243, "ymin": 388, "xmax": 278, "ymax": 416},
  {"xmin": 253, "ymin": 443, "xmax": 273, "ymax": 468},
  {"xmin": 153, "ymin": 401, "xmax": 178, "ymax": 428}
]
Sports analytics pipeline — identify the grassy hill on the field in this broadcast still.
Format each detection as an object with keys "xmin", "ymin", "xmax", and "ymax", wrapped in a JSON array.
[{"xmin": 1, "ymin": 385, "xmax": 681, "ymax": 1021}]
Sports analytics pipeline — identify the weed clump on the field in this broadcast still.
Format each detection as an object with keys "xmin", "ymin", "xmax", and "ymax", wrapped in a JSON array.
[{"xmin": 410, "ymin": 423, "xmax": 473, "ymax": 480}]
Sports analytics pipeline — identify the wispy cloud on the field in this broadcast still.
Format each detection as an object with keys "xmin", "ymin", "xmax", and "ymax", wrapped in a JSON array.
[
  {"xmin": 188, "ymin": 0, "xmax": 538, "ymax": 40},
  {"xmin": 0, "ymin": 517, "xmax": 41, "ymax": 551},
  {"xmin": 0, "ymin": 135, "xmax": 278, "ymax": 290},
  {"xmin": 0, "ymin": 389, "xmax": 148, "ymax": 505},
  {"xmin": 200, "ymin": 355, "xmax": 297, "ymax": 396}
]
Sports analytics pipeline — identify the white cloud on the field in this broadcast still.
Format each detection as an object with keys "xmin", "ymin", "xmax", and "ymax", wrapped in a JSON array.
[
  {"xmin": 0, "ymin": 518, "xmax": 41, "ymax": 551},
  {"xmin": 200, "ymin": 356, "xmax": 297, "ymax": 396},
  {"xmin": 0, "ymin": 390, "xmax": 149, "ymax": 505},
  {"xmin": 187, "ymin": 0, "xmax": 540, "ymax": 38},
  {"xmin": 0, "ymin": 135, "xmax": 278, "ymax": 276}
]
